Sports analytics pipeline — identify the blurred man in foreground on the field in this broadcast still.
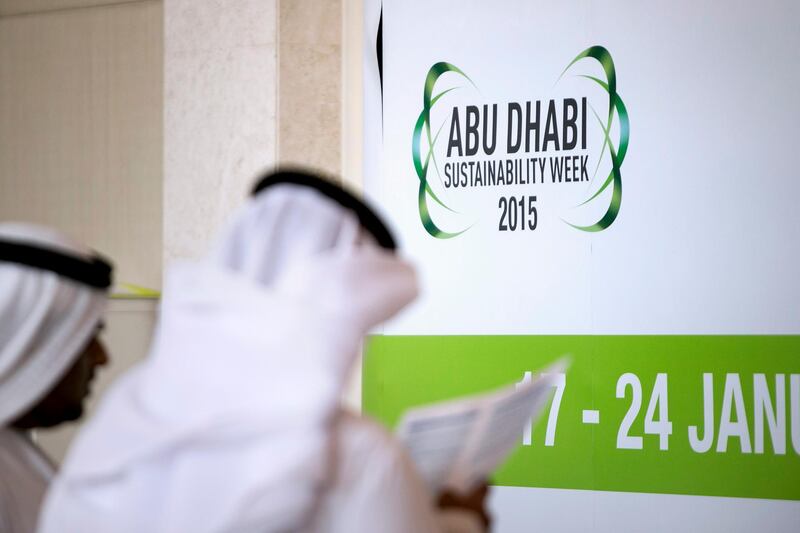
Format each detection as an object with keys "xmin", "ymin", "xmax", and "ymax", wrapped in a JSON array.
[
  {"xmin": 0, "ymin": 223, "xmax": 112, "ymax": 533},
  {"xmin": 40, "ymin": 170, "xmax": 489, "ymax": 532}
]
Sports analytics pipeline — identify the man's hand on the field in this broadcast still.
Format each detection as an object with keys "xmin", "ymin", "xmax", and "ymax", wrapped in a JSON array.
[{"xmin": 437, "ymin": 482, "xmax": 491, "ymax": 530}]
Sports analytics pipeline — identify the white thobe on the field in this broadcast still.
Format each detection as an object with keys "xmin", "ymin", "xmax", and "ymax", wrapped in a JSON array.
[
  {"xmin": 39, "ymin": 184, "xmax": 470, "ymax": 532},
  {"xmin": 0, "ymin": 428, "xmax": 54, "ymax": 533},
  {"xmin": 311, "ymin": 412, "xmax": 483, "ymax": 533}
]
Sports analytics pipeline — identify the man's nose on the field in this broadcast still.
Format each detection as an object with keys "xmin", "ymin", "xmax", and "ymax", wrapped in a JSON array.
[{"xmin": 93, "ymin": 339, "xmax": 110, "ymax": 367}]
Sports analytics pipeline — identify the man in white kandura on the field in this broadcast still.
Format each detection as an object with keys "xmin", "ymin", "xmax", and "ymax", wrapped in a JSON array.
[
  {"xmin": 0, "ymin": 223, "xmax": 111, "ymax": 533},
  {"xmin": 39, "ymin": 170, "xmax": 489, "ymax": 533}
]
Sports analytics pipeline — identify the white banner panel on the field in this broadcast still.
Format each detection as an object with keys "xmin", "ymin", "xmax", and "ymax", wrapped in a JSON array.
[{"xmin": 363, "ymin": 1, "xmax": 800, "ymax": 531}]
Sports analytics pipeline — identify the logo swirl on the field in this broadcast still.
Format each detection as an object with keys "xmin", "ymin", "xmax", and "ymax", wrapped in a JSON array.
[
  {"xmin": 561, "ymin": 46, "xmax": 630, "ymax": 232},
  {"xmin": 411, "ymin": 62, "xmax": 473, "ymax": 239}
]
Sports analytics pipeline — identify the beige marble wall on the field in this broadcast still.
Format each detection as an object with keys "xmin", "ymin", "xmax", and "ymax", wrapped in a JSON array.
[
  {"xmin": 277, "ymin": 0, "xmax": 342, "ymax": 178},
  {"xmin": 341, "ymin": 0, "xmax": 363, "ymax": 191},
  {"xmin": 0, "ymin": 0, "xmax": 163, "ymax": 291},
  {"xmin": 164, "ymin": 0, "xmax": 347, "ymax": 263},
  {"xmin": 164, "ymin": 0, "xmax": 278, "ymax": 264},
  {"xmin": 340, "ymin": 0, "xmax": 364, "ymax": 410}
]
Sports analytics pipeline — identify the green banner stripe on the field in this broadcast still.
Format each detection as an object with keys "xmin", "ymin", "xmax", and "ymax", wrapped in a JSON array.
[{"xmin": 363, "ymin": 335, "xmax": 800, "ymax": 501}]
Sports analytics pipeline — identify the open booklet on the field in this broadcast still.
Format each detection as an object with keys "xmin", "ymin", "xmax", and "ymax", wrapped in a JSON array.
[{"xmin": 396, "ymin": 358, "xmax": 569, "ymax": 494}]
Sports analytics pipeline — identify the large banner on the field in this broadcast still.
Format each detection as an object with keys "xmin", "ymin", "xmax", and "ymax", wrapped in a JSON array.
[{"xmin": 362, "ymin": 1, "xmax": 800, "ymax": 531}]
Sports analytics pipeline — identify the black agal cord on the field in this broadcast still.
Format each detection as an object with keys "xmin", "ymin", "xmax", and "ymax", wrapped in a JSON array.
[
  {"xmin": 252, "ymin": 170, "xmax": 397, "ymax": 251},
  {"xmin": 0, "ymin": 240, "xmax": 113, "ymax": 290}
]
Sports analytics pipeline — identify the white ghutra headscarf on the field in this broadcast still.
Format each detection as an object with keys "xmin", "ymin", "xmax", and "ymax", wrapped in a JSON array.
[
  {"xmin": 39, "ymin": 173, "xmax": 418, "ymax": 533},
  {"xmin": 0, "ymin": 223, "xmax": 110, "ymax": 427}
]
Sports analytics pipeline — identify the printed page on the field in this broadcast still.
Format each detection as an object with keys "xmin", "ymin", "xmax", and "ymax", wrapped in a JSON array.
[
  {"xmin": 397, "ymin": 358, "xmax": 568, "ymax": 493},
  {"xmin": 396, "ymin": 396, "xmax": 487, "ymax": 491},
  {"xmin": 460, "ymin": 371, "xmax": 561, "ymax": 489}
]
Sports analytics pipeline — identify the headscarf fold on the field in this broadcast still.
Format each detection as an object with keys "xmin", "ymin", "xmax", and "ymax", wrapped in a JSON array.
[
  {"xmin": 0, "ymin": 223, "xmax": 109, "ymax": 427},
  {"xmin": 40, "ymin": 176, "xmax": 418, "ymax": 533}
]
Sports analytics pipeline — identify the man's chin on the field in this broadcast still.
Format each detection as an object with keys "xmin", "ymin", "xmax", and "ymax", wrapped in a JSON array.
[
  {"xmin": 61, "ymin": 405, "xmax": 84, "ymax": 423},
  {"xmin": 39, "ymin": 405, "xmax": 84, "ymax": 428}
]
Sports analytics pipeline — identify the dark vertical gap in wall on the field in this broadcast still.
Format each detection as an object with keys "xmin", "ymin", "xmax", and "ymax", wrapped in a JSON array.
[{"xmin": 376, "ymin": 3, "xmax": 383, "ymax": 137}]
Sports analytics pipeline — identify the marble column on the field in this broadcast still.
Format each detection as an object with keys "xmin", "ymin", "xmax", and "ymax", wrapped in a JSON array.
[
  {"xmin": 164, "ymin": 0, "xmax": 278, "ymax": 264},
  {"xmin": 277, "ymin": 0, "xmax": 342, "ymax": 179},
  {"xmin": 164, "ymin": 0, "xmax": 346, "ymax": 264}
]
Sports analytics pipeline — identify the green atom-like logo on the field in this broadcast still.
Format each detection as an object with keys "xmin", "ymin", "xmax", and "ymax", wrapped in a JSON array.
[
  {"xmin": 411, "ymin": 45, "xmax": 630, "ymax": 238},
  {"xmin": 411, "ymin": 62, "xmax": 474, "ymax": 239}
]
